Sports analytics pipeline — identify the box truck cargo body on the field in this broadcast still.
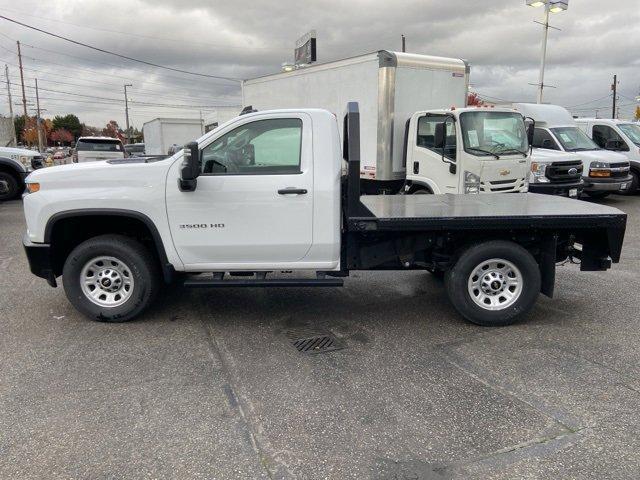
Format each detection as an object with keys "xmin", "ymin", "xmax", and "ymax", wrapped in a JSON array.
[
  {"xmin": 143, "ymin": 118, "xmax": 204, "ymax": 156},
  {"xmin": 242, "ymin": 50, "xmax": 469, "ymax": 190}
]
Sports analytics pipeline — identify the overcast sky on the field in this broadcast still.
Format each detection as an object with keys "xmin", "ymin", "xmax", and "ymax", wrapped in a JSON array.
[{"xmin": 0, "ymin": 0, "xmax": 638, "ymax": 128}]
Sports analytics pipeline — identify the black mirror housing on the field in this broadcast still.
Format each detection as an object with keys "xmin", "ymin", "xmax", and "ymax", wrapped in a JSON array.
[
  {"xmin": 527, "ymin": 123, "xmax": 535, "ymax": 146},
  {"xmin": 179, "ymin": 141, "xmax": 200, "ymax": 192},
  {"xmin": 434, "ymin": 122, "xmax": 446, "ymax": 149}
]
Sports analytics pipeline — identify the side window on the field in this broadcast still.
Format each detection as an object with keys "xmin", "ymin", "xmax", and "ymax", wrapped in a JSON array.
[
  {"xmin": 416, "ymin": 115, "xmax": 456, "ymax": 160},
  {"xmin": 593, "ymin": 125, "xmax": 628, "ymax": 151},
  {"xmin": 201, "ymin": 118, "xmax": 302, "ymax": 175},
  {"xmin": 532, "ymin": 128, "xmax": 559, "ymax": 150}
]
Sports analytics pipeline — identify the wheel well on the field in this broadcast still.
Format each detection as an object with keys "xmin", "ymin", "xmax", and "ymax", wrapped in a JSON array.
[
  {"xmin": 407, "ymin": 183, "xmax": 433, "ymax": 194},
  {"xmin": 47, "ymin": 214, "xmax": 170, "ymax": 281}
]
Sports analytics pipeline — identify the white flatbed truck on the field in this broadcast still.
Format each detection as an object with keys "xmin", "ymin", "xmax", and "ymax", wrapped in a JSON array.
[{"xmin": 22, "ymin": 103, "xmax": 626, "ymax": 326}]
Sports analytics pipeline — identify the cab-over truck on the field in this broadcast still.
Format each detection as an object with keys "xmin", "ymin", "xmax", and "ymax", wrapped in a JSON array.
[{"xmin": 23, "ymin": 103, "xmax": 626, "ymax": 327}]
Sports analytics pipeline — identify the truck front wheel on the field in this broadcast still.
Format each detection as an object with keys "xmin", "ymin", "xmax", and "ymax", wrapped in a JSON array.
[
  {"xmin": 62, "ymin": 234, "xmax": 160, "ymax": 322},
  {"xmin": 444, "ymin": 241, "xmax": 541, "ymax": 326},
  {"xmin": 0, "ymin": 172, "xmax": 20, "ymax": 201}
]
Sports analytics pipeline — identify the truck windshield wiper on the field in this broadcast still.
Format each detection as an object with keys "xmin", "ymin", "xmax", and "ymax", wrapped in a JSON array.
[
  {"xmin": 467, "ymin": 147, "xmax": 500, "ymax": 159},
  {"xmin": 498, "ymin": 148, "xmax": 527, "ymax": 157}
]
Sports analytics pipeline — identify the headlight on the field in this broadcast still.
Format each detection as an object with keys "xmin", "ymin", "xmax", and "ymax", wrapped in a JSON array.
[
  {"xmin": 529, "ymin": 162, "xmax": 549, "ymax": 183},
  {"xmin": 464, "ymin": 171, "xmax": 481, "ymax": 194},
  {"xmin": 25, "ymin": 182, "xmax": 40, "ymax": 194},
  {"xmin": 18, "ymin": 155, "xmax": 33, "ymax": 171},
  {"xmin": 589, "ymin": 161, "xmax": 611, "ymax": 177}
]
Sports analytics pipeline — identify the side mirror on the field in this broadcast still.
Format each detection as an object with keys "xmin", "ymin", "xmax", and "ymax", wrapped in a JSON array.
[
  {"xmin": 179, "ymin": 141, "xmax": 200, "ymax": 192},
  {"xmin": 434, "ymin": 122, "xmax": 446, "ymax": 149},
  {"xmin": 527, "ymin": 123, "xmax": 535, "ymax": 146},
  {"xmin": 541, "ymin": 139, "xmax": 552, "ymax": 149}
]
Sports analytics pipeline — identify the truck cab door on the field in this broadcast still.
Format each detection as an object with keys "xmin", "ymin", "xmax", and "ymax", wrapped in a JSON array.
[
  {"xmin": 166, "ymin": 113, "xmax": 314, "ymax": 267},
  {"xmin": 408, "ymin": 114, "xmax": 458, "ymax": 193}
]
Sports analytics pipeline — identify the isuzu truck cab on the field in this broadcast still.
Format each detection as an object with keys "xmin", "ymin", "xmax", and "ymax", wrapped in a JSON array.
[
  {"xmin": 404, "ymin": 106, "xmax": 529, "ymax": 194},
  {"xmin": 22, "ymin": 104, "xmax": 626, "ymax": 328}
]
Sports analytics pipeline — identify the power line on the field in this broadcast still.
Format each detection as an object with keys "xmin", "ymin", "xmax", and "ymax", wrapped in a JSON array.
[
  {"xmin": 566, "ymin": 94, "xmax": 613, "ymax": 109},
  {"xmin": 0, "ymin": 14, "xmax": 241, "ymax": 82}
]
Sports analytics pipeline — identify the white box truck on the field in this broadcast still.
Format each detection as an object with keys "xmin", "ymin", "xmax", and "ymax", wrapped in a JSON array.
[
  {"xmin": 243, "ymin": 50, "xmax": 531, "ymax": 195},
  {"xmin": 143, "ymin": 118, "xmax": 204, "ymax": 156},
  {"xmin": 204, "ymin": 107, "xmax": 242, "ymax": 132}
]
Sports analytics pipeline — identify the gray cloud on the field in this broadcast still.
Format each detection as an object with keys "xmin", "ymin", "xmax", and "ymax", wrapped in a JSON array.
[{"xmin": 1, "ymin": 0, "xmax": 638, "ymax": 128}]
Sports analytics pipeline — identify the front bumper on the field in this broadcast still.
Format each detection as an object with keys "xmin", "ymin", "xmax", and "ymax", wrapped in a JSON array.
[
  {"xmin": 23, "ymin": 233, "xmax": 57, "ymax": 287},
  {"xmin": 583, "ymin": 175, "xmax": 633, "ymax": 192},
  {"xmin": 528, "ymin": 181, "xmax": 583, "ymax": 197}
]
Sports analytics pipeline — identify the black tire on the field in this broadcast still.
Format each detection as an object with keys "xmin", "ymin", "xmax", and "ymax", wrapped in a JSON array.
[
  {"xmin": 444, "ymin": 240, "xmax": 541, "ymax": 327},
  {"xmin": 412, "ymin": 187, "xmax": 432, "ymax": 195},
  {"xmin": 584, "ymin": 191, "xmax": 610, "ymax": 199},
  {"xmin": 0, "ymin": 171, "xmax": 20, "ymax": 201},
  {"xmin": 62, "ymin": 234, "xmax": 160, "ymax": 322}
]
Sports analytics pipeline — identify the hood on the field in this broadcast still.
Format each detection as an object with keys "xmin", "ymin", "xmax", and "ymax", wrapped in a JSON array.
[
  {"xmin": 574, "ymin": 149, "xmax": 628, "ymax": 164},
  {"xmin": 0, "ymin": 147, "xmax": 42, "ymax": 158},
  {"xmin": 531, "ymin": 148, "xmax": 581, "ymax": 163},
  {"xmin": 26, "ymin": 156, "xmax": 174, "ymax": 184}
]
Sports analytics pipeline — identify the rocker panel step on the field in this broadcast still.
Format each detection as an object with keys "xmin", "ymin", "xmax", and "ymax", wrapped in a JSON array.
[{"xmin": 183, "ymin": 278, "xmax": 344, "ymax": 288}]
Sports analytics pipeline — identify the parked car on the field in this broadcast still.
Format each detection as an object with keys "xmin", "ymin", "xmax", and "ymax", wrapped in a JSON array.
[
  {"xmin": 511, "ymin": 104, "xmax": 632, "ymax": 199},
  {"xmin": 124, "ymin": 143, "xmax": 145, "ymax": 157},
  {"xmin": 72, "ymin": 137, "xmax": 125, "ymax": 163},
  {"xmin": 0, "ymin": 146, "xmax": 45, "ymax": 201},
  {"xmin": 576, "ymin": 118, "xmax": 640, "ymax": 194},
  {"xmin": 53, "ymin": 151, "xmax": 66, "ymax": 161}
]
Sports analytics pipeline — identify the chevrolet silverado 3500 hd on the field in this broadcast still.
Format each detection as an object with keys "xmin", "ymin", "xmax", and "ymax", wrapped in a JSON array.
[{"xmin": 22, "ymin": 103, "xmax": 626, "ymax": 326}]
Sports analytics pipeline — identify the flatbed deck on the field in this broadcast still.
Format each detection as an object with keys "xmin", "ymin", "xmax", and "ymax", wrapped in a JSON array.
[{"xmin": 352, "ymin": 193, "xmax": 627, "ymax": 231}]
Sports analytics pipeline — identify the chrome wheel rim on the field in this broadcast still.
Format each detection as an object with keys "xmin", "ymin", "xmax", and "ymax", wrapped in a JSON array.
[
  {"xmin": 80, "ymin": 256, "xmax": 134, "ymax": 308},
  {"xmin": 467, "ymin": 258, "xmax": 522, "ymax": 311}
]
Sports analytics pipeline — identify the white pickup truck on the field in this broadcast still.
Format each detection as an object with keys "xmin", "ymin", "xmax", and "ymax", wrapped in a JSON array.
[{"xmin": 22, "ymin": 103, "xmax": 626, "ymax": 327}]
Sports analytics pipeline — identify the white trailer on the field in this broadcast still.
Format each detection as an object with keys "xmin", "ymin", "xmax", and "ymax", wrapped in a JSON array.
[
  {"xmin": 204, "ymin": 107, "xmax": 242, "ymax": 132},
  {"xmin": 143, "ymin": 118, "xmax": 203, "ymax": 156},
  {"xmin": 243, "ymin": 50, "xmax": 469, "ymax": 191}
]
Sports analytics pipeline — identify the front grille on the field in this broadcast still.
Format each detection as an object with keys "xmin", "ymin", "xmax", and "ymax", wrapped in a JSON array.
[
  {"xmin": 31, "ymin": 156, "xmax": 44, "ymax": 169},
  {"xmin": 480, "ymin": 178, "xmax": 527, "ymax": 192},
  {"xmin": 546, "ymin": 160, "xmax": 583, "ymax": 182}
]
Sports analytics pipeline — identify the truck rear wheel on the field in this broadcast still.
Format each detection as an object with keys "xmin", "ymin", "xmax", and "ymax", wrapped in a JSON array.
[
  {"xmin": 444, "ymin": 241, "xmax": 541, "ymax": 326},
  {"xmin": 0, "ymin": 172, "xmax": 20, "ymax": 201},
  {"xmin": 62, "ymin": 234, "xmax": 160, "ymax": 322}
]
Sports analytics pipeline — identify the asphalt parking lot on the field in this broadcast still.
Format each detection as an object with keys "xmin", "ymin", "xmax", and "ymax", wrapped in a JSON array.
[{"xmin": 1, "ymin": 194, "xmax": 639, "ymax": 479}]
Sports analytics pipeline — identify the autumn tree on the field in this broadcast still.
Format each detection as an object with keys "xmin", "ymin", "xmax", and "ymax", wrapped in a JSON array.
[
  {"xmin": 81, "ymin": 124, "xmax": 101, "ymax": 136},
  {"xmin": 102, "ymin": 120, "xmax": 123, "ymax": 140},
  {"xmin": 635, "ymin": 106, "xmax": 640, "ymax": 121},
  {"xmin": 50, "ymin": 128, "xmax": 74, "ymax": 145}
]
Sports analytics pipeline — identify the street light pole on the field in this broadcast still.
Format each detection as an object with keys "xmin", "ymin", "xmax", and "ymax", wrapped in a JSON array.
[
  {"xmin": 124, "ymin": 84, "xmax": 132, "ymax": 144},
  {"xmin": 526, "ymin": 1, "xmax": 569, "ymax": 103},
  {"xmin": 536, "ymin": 3, "xmax": 550, "ymax": 103}
]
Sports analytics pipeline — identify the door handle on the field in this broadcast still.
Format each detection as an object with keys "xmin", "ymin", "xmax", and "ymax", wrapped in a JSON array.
[{"xmin": 278, "ymin": 188, "xmax": 307, "ymax": 195}]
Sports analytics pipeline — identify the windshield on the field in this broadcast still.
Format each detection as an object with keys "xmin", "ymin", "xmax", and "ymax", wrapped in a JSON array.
[
  {"xmin": 618, "ymin": 123, "xmax": 640, "ymax": 146},
  {"xmin": 76, "ymin": 139, "xmax": 123, "ymax": 152},
  {"xmin": 460, "ymin": 111, "xmax": 528, "ymax": 157},
  {"xmin": 549, "ymin": 127, "xmax": 598, "ymax": 152}
]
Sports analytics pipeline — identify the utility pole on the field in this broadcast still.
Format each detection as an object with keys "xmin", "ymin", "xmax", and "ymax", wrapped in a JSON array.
[
  {"xmin": 17, "ymin": 41, "xmax": 27, "ymax": 119},
  {"xmin": 611, "ymin": 74, "xmax": 617, "ymax": 119},
  {"xmin": 401, "ymin": 34, "xmax": 406, "ymax": 53},
  {"xmin": 35, "ymin": 78, "xmax": 44, "ymax": 152},
  {"xmin": 124, "ymin": 84, "xmax": 132, "ymax": 144},
  {"xmin": 536, "ymin": 3, "xmax": 550, "ymax": 104},
  {"xmin": 4, "ymin": 65, "xmax": 17, "ymax": 146}
]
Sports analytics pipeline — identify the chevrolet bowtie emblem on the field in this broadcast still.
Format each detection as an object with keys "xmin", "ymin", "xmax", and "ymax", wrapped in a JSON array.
[{"xmin": 499, "ymin": 169, "xmax": 511, "ymax": 176}]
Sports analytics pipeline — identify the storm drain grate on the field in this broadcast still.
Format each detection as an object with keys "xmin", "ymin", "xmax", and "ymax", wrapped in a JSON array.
[{"xmin": 285, "ymin": 329, "xmax": 343, "ymax": 354}]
